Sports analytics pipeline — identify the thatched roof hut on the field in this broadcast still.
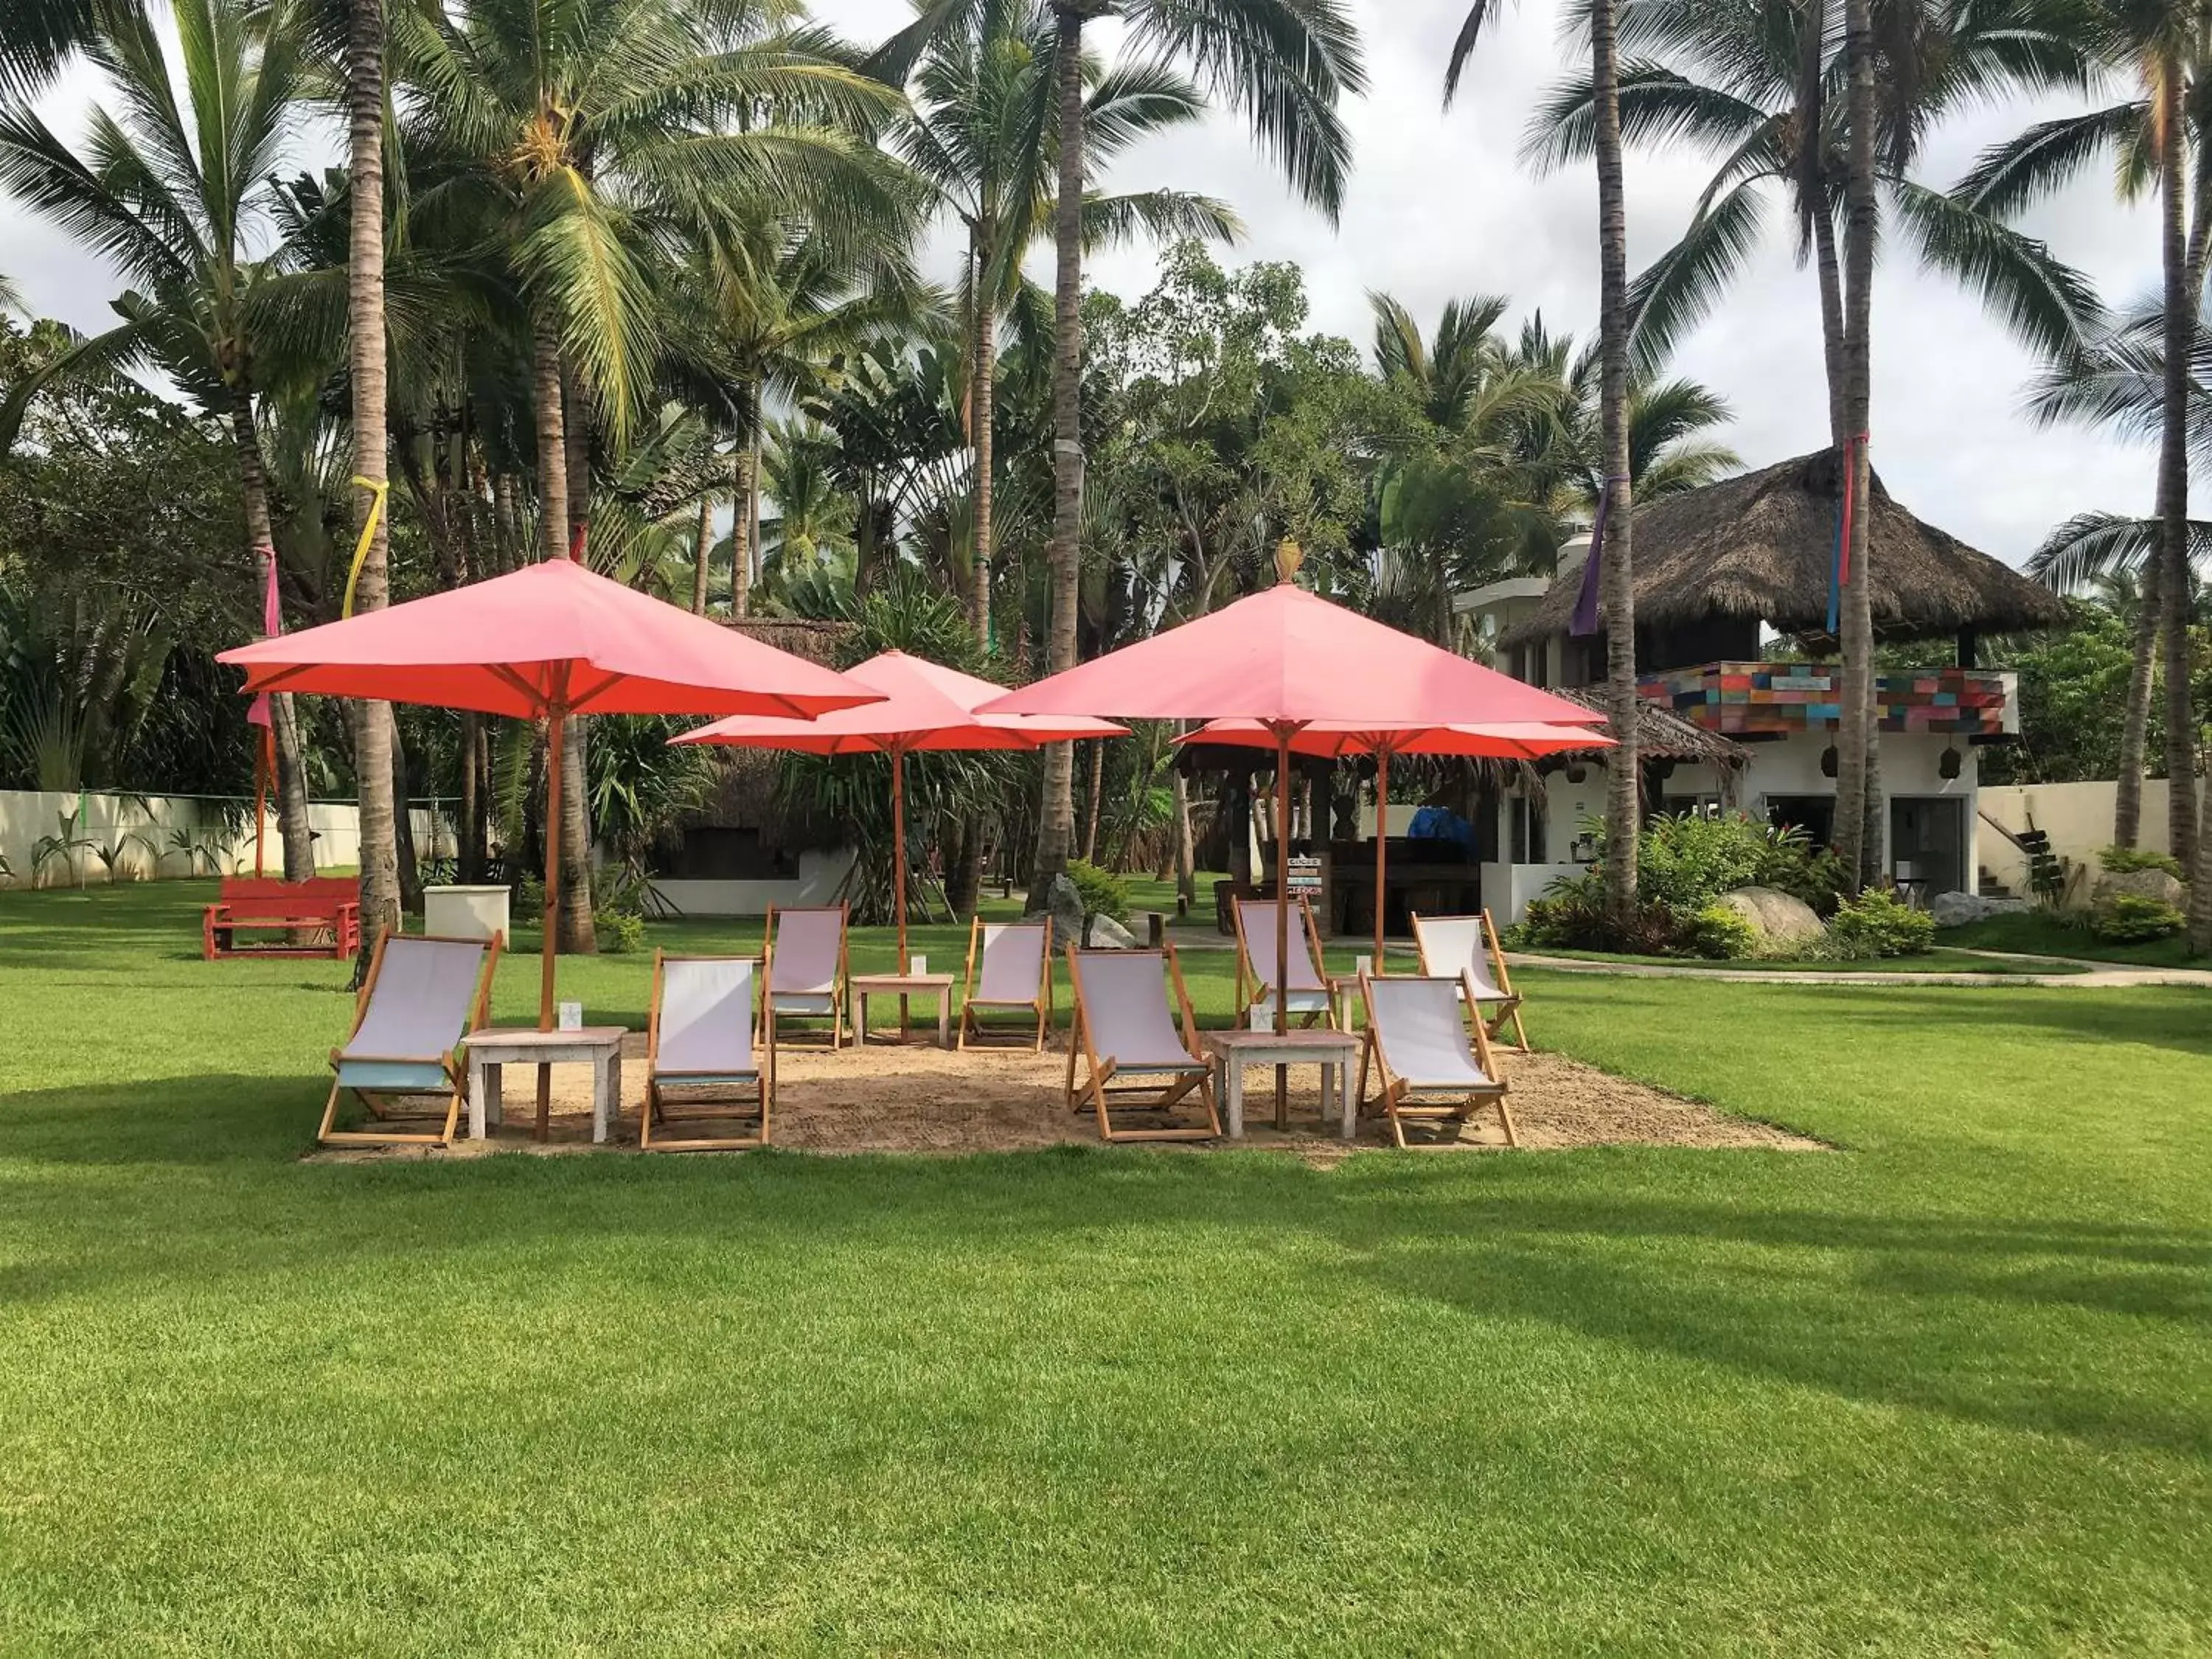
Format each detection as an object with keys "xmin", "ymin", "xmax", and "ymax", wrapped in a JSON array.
[
  {"xmin": 1500, "ymin": 449, "xmax": 2068, "ymax": 648},
  {"xmin": 681, "ymin": 618, "xmax": 862, "ymax": 848},
  {"xmin": 1545, "ymin": 687, "xmax": 1748, "ymax": 769}
]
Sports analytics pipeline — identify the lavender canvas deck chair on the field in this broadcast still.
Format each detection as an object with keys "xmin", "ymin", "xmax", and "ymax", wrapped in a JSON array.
[
  {"xmin": 642, "ymin": 952, "xmax": 773, "ymax": 1150},
  {"xmin": 1064, "ymin": 945, "xmax": 1220, "ymax": 1143},
  {"xmin": 1231, "ymin": 895, "xmax": 1337, "ymax": 1029},
  {"xmin": 958, "ymin": 917, "xmax": 1053, "ymax": 1051},
  {"xmin": 1411, "ymin": 910, "xmax": 1529, "ymax": 1051},
  {"xmin": 765, "ymin": 902, "xmax": 848, "ymax": 1048},
  {"xmin": 319, "ymin": 933, "xmax": 499, "ymax": 1147},
  {"xmin": 1355, "ymin": 972, "xmax": 1516, "ymax": 1150}
]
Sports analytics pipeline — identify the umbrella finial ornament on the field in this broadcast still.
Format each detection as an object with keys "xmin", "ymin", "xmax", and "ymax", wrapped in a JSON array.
[{"xmin": 1274, "ymin": 538, "xmax": 1303, "ymax": 585}]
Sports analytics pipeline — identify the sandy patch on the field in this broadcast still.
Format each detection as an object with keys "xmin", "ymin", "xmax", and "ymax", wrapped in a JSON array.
[{"xmin": 310, "ymin": 1031, "xmax": 1822, "ymax": 1161}]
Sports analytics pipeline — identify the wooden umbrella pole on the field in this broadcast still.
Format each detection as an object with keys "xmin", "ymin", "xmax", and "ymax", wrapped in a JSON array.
[
  {"xmin": 1374, "ymin": 744, "xmax": 1389, "ymax": 970},
  {"xmin": 254, "ymin": 726, "xmax": 273, "ymax": 880},
  {"xmin": 536, "ymin": 693, "xmax": 566, "ymax": 1141},
  {"xmin": 893, "ymin": 742, "xmax": 909, "ymax": 974},
  {"xmin": 1274, "ymin": 726, "xmax": 1293, "ymax": 1130}
]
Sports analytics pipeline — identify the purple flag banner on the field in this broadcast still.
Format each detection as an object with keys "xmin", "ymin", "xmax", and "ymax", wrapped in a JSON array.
[{"xmin": 1571, "ymin": 476, "xmax": 1628, "ymax": 639}]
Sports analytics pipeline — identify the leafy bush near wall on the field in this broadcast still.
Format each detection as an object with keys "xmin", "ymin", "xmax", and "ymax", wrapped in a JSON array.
[
  {"xmin": 2098, "ymin": 845, "xmax": 2184, "ymax": 878},
  {"xmin": 2090, "ymin": 892, "xmax": 2185, "ymax": 943},
  {"xmin": 1826, "ymin": 889, "xmax": 1938, "ymax": 959}
]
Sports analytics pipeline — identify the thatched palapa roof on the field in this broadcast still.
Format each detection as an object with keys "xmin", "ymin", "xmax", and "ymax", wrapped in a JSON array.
[
  {"xmin": 1546, "ymin": 688, "xmax": 1748, "ymax": 768},
  {"xmin": 1500, "ymin": 449, "xmax": 2069, "ymax": 648},
  {"xmin": 685, "ymin": 618, "xmax": 863, "ymax": 844}
]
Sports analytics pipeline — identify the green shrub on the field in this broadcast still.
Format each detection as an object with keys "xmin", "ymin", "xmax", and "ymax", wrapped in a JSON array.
[
  {"xmin": 2098, "ymin": 844, "xmax": 2184, "ymax": 878},
  {"xmin": 1686, "ymin": 902, "xmax": 1757, "ymax": 960},
  {"xmin": 594, "ymin": 909, "xmax": 647, "ymax": 955},
  {"xmin": 1635, "ymin": 812, "xmax": 1773, "ymax": 911},
  {"xmin": 1065, "ymin": 859, "xmax": 1130, "ymax": 922},
  {"xmin": 1826, "ymin": 889, "xmax": 1936, "ymax": 959},
  {"xmin": 2089, "ymin": 891, "xmax": 2185, "ymax": 942}
]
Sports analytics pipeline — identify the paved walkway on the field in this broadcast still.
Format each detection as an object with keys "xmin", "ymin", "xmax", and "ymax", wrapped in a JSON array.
[{"xmin": 1500, "ymin": 947, "xmax": 2212, "ymax": 990}]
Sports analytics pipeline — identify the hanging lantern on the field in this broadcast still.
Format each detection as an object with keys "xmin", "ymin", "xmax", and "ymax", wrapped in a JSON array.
[
  {"xmin": 1820, "ymin": 745, "xmax": 1839, "ymax": 779},
  {"xmin": 1939, "ymin": 745, "xmax": 1963, "ymax": 780},
  {"xmin": 1564, "ymin": 763, "xmax": 1588, "ymax": 785}
]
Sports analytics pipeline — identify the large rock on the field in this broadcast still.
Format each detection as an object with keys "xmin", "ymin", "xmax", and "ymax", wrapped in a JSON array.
[
  {"xmin": 1714, "ymin": 886, "xmax": 1825, "ymax": 950},
  {"xmin": 1930, "ymin": 890, "xmax": 2033, "ymax": 929},
  {"xmin": 1026, "ymin": 873, "xmax": 1085, "ymax": 950},
  {"xmin": 2092, "ymin": 869, "xmax": 2187, "ymax": 911},
  {"xmin": 1086, "ymin": 913, "xmax": 1139, "ymax": 950}
]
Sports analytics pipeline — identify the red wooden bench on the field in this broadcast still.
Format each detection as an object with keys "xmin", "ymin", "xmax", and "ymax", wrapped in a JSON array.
[{"xmin": 203, "ymin": 876, "xmax": 363, "ymax": 960}]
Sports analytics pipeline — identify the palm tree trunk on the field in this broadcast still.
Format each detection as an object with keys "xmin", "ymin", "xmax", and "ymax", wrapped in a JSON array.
[
  {"xmin": 971, "ymin": 223, "xmax": 998, "ymax": 647},
  {"xmin": 459, "ymin": 710, "xmax": 484, "ymax": 883},
  {"xmin": 1082, "ymin": 738, "xmax": 1105, "ymax": 863},
  {"xmin": 344, "ymin": 0, "xmax": 399, "ymax": 960},
  {"xmin": 691, "ymin": 489, "xmax": 714, "ymax": 614},
  {"xmin": 1172, "ymin": 762, "xmax": 1196, "ymax": 909},
  {"xmin": 733, "ymin": 382, "xmax": 760, "ymax": 617},
  {"xmin": 2114, "ymin": 565, "xmax": 2161, "ymax": 846},
  {"xmin": 2155, "ymin": 56, "xmax": 2197, "ymax": 868},
  {"xmin": 532, "ymin": 322, "xmax": 568, "ymax": 561},
  {"xmin": 392, "ymin": 720, "xmax": 422, "ymax": 912},
  {"xmin": 230, "ymin": 395, "xmax": 316, "ymax": 881},
  {"xmin": 2190, "ymin": 757, "xmax": 2212, "ymax": 950},
  {"xmin": 557, "ymin": 358, "xmax": 595, "ymax": 953},
  {"xmin": 1030, "ymin": 2, "xmax": 1095, "ymax": 905},
  {"xmin": 1813, "ymin": 205, "xmax": 1848, "ymax": 449},
  {"xmin": 1832, "ymin": 0, "xmax": 1879, "ymax": 891},
  {"xmin": 1592, "ymin": 0, "xmax": 1641, "ymax": 923}
]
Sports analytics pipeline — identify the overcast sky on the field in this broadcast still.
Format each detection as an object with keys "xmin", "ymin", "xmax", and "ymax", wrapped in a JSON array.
[{"xmin": 4, "ymin": 0, "xmax": 2154, "ymax": 566}]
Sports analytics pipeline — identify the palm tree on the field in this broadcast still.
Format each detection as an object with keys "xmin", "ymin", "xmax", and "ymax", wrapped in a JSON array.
[
  {"xmin": 896, "ymin": 0, "xmax": 1238, "ymax": 644},
  {"xmin": 1450, "ymin": 0, "xmax": 1641, "ymax": 919},
  {"xmin": 394, "ymin": 0, "xmax": 908, "ymax": 948},
  {"xmin": 0, "ymin": 0, "xmax": 319, "ymax": 880},
  {"xmin": 347, "ymin": 0, "xmax": 399, "ymax": 958},
  {"xmin": 1526, "ymin": 0, "xmax": 2100, "ymax": 404},
  {"xmin": 891, "ymin": 0, "xmax": 1363, "ymax": 897},
  {"xmin": 1958, "ymin": 0, "xmax": 2203, "ymax": 860}
]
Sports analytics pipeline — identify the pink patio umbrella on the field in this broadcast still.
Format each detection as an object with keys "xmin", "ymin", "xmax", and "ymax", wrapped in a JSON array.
[
  {"xmin": 672, "ymin": 650, "xmax": 1128, "ymax": 971},
  {"xmin": 1180, "ymin": 717, "xmax": 1614, "ymax": 964},
  {"xmin": 220, "ymin": 556, "xmax": 880, "ymax": 1030},
  {"xmin": 982, "ymin": 568, "xmax": 1598, "ymax": 1127}
]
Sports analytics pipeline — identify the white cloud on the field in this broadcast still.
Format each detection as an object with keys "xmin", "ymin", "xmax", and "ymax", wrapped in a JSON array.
[{"xmin": 4, "ymin": 0, "xmax": 2161, "ymax": 563}]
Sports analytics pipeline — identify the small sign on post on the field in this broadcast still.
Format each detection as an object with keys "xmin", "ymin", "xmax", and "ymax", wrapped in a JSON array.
[{"xmin": 1287, "ymin": 854, "xmax": 1323, "ymax": 899}]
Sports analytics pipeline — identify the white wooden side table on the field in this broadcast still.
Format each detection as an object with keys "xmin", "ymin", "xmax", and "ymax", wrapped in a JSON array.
[
  {"xmin": 1206, "ymin": 1027, "xmax": 1361, "ymax": 1141},
  {"xmin": 464, "ymin": 1026, "xmax": 627, "ymax": 1144},
  {"xmin": 849, "ymin": 973, "xmax": 956, "ymax": 1048}
]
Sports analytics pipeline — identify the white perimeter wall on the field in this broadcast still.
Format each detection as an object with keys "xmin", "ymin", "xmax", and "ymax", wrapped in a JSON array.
[
  {"xmin": 1979, "ymin": 780, "xmax": 2172, "ymax": 894},
  {"xmin": 0, "ymin": 789, "xmax": 452, "ymax": 888},
  {"xmin": 650, "ymin": 849, "xmax": 856, "ymax": 917}
]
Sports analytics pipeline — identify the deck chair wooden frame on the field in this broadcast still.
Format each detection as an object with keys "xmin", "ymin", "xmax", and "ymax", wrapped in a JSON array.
[
  {"xmin": 958, "ymin": 917, "xmax": 1054, "ymax": 1051},
  {"xmin": 1354, "ymin": 970, "xmax": 1516, "ymax": 1150},
  {"xmin": 1411, "ymin": 909, "xmax": 1529, "ymax": 1051},
  {"xmin": 641, "ymin": 949, "xmax": 773, "ymax": 1151},
  {"xmin": 1063, "ymin": 944, "xmax": 1220, "ymax": 1143},
  {"xmin": 1231, "ymin": 894, "xmax": 1338, "ymax": 1029},
  {"xmin": 765, "ymin": 902, "xmax": 849, "ymax": 1050},
  {"xmin": 318, "ymin": 932, "xmax": 501, "ymax": 1147}
]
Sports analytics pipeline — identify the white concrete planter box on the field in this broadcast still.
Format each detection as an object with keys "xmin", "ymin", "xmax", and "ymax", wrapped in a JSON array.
[{"xmin": 424, "ymin": 884, "xmax": 511, "ymax": 944}]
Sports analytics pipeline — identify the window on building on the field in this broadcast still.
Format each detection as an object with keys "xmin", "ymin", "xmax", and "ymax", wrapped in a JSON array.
[{"xmin": 1508, "ymin": 796, "xmax": 1548, "ymax": 864}]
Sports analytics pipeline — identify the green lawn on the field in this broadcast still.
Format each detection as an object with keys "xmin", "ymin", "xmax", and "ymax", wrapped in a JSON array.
[
  {"xmin": 3, "ymin": 881, "xmax": 2209, "ymax": 1655},
  {"xmin": 1511, "ymin": 944, "xmax": 2086, "ymax": 975},
  {"xmin": 1938, "ymin": 907, "xmax": 2208, "ymax": 968}
]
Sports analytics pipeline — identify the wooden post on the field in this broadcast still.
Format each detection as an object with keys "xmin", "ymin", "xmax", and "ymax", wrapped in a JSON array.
[
  {"xmin": 893, "ymin": 742, "xmax": 909, "ymax": 973},
  {"xmin": 1273, "ymin": 725, "xmax": 1293, "ymax": 1130},
  {"xmin": 1374, "ymin": 743, "xmax": 1390, "ymax": 969},
  {"xmin": 254, "ymin": 726, "xmax": 274, "ymax": 880},
  {"xmin": 536, "ymin": 683, "xmax": 567, "ymax": 1140}
]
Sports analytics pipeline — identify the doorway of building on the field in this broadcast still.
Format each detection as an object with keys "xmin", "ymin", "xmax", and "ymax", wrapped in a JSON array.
[
  {"xmin": 1890, "ymin": 796, "xmax": 1965, "ymax": 900},
  {"xmin": 1766, "ymin": 794, "xmax": 1836, "ymax": 850}
]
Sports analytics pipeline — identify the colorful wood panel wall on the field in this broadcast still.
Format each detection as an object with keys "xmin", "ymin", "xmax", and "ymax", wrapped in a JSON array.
[{"xmin": 1639, "ymin": 662, "xmax": 2014, "ymax": 738}]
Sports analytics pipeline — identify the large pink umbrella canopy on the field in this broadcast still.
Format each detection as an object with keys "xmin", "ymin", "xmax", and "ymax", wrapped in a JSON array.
[
  {"xmin": 675, "ymin": 650, "xmax": 1128, "ymax": 969},
  {"xmin": 220, "ymin": 557, "xmax": 881, "ymax": 1031},
  {"xmin": 984, "ymin": 578, "xmax": 1599, "ymax": 1127},
  {"xmin": 1180, "ymin": 717, "xmax": 1615, "ymax": 961}
]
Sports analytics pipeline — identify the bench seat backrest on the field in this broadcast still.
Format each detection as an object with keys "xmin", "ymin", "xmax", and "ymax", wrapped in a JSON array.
[{"xmin": 218, "ymin": 875, "xmax": 361, "ymax": 908}]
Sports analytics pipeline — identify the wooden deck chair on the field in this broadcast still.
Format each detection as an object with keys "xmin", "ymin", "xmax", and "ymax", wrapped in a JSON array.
[
  {"xmin": 958, "ymin": 917, "xmax": 1053, "ymax": 1051},
  {"xmin": 641, "ymin": 951, "xmax": 773, "ymax": 1150},
  {"xmin": 319, "ymin": 933, "xmax": 500, "ymax": 1147},
  {"xmin": 765, "ymin": 902, "xmax": 848, "ymax": 1048},
  {"xmin": 1354, "ymin": 972, "xmax": 1516, "ymax": 1150},
  {"xmin": 1411, "ymin": 910, "xmax": 1529, "ymax": 1051},
  {"xmin": 1063, "ymin": 945, "xmax": 1220, "ymax": 1143},
  {"xmin": 1231, "ymin": 894, "xmax": 1337, "ymax": 1029}
]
